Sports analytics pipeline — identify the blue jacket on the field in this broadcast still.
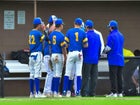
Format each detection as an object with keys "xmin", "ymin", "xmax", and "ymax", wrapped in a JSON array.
[
  {"xmin": 83, "ymin": 30, "xmax": 101, "ymax": 64},
  {"xmin": 106, "ymin": 29, "xmax": 124, "ymax": 66}
]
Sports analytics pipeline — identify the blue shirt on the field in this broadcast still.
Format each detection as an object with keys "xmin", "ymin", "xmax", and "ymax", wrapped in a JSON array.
[
  {"xmin": 65, "ymin": 28, "xmax": 88, "ymax": 52},
  {"xmin": 49, "ymin": 31, "xmax": 66, "ymax": 54},
  {"xmin": 106, "ymin": 29, "xmax": 124, "ymax": 66},
  {"xmin": 83, "ymin": 30, "xmax": 101, "ymax": 64},
  {"xmin": 29, "ymin": 30, "xmax": 45, "ymax": 53}
]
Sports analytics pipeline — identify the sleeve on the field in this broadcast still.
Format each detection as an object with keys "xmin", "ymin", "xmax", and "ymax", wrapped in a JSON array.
[
  {"xmin": 40, "ymin": 34, "xmax": 45, "ymax": 42},
  {"xmin": 60, "ymin": 34, "xmax": 66, "ymax": 47},
  {"xmin": 106, "ymin": 35, "xmax": 113, "ymax": 48},
  {"xmin": 103, "ymin": 35, "xmax": 112, "ymax": 53},
  {"xmin": 82, "ymin": 32, "xmax": 88, "ymax": 44},
  {"xmin": 98, "ymin": 32, "xmax": 105, "ymax": 54},
  {"xmin": 65, "ymin": 30, "xmax": 70, "ymax": 43}
]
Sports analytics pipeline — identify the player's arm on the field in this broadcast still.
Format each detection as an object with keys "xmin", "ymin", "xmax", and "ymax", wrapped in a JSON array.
[
  {"xmin": 61, "ymin": 35, "xmax": 67, "ymax": 65},
  {"xmin": 82, "ymin": 33, "xmax": 88, "ymax": 48},
  {"xmin": 65, "ymin": 31, "xmax": 70, "ymax": 48},
  {"xmin": 62, "ymin": 46, "xmax": 67, "ymax": 65},
  {"xmin": 103, "ymin": 35, "xmax": 112, "ymax": 54}
]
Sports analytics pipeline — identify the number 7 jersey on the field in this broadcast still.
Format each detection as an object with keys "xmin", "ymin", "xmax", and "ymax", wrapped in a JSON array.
[
  {"xmin": 28, "ymin": 29, "xmax": 45, "ymax": 53},
  {"xmin": 65, "ymin": 28, "xmax": 88, "ymax": 52}
]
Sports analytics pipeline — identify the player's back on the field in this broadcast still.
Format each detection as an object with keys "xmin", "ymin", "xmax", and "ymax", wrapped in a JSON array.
[
  {"xmin": 29, "ymin": 29, "xmax": 44, "ymax": 53},
  {"xmin": 65, "ymin": 28, "xmax": 87, "ymax": 52},
  {"xmin": 49, "ymin": 30, "xmax": 65, "ymax": 54}
]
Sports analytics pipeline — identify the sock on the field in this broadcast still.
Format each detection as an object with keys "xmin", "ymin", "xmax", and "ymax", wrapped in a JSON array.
[
  {"xmin": 68, "ymin": 79, "xmax": 73, "ymax": 91},
  {"xmin": 62, "ymin": 76, "xmax": 69, "ymax": 94},
  {"xmin": 55, "ymin": 77, "xmax": 60, "ymax": 93},
  {"xmin": 51, "ymin": 77, "xmax": 55, "ymax": 92},
  {"xmin": 35, "ymin": 78, "xmax": 40, "ymax": 94},
  {"xmin": 76, "ymin": 76, "xmax": 82, "ymax": 95},
  {"xmin": 29, "ymin": 79, "xmax": 34, "ymax": 94}
]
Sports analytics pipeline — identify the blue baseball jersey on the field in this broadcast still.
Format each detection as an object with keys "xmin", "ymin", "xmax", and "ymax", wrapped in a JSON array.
[
  {"xmin": 106, "ymin": 29, "xmax": 124, "ymax": 66},
  {"xmin": 49, "ymin": 31, "xmax": 66, "ymax": 54},
  {"xmin": 83, "ymin": 30, "xmax": 101, "ymax": 64},
  {"xmin": 44, "ymin": 41, "xmax": 50, "ymax": 55},
  {"xmin": 65, "ymin": 28, "xmax": 88, "ymax": 52},
  {"xmin": 29, "ymin": 30, "xmax": 45, "ymax": 53}
]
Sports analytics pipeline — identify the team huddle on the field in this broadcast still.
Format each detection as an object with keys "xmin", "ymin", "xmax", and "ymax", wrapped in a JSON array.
[{"xmin": 28, "ymin": 15, "xmax": 124, "ymax": 98}]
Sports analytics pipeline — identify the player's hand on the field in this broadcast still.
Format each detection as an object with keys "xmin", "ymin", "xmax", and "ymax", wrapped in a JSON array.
[
  {"xmin": 54, "ymin": 55, "xmax": 58, "ymax": 63},
  {"xmin": 49, "ymin": 59, "xmax": 53, "ymax": 71},
  {"xmin": 78, "ymin": 53, "xmax": 82, "ymax": 60},
  {"xmin": 41, "ymin": 23, "xmax": 46, "ymax": 31}
]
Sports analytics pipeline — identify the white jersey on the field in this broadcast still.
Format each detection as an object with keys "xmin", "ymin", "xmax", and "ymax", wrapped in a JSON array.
[{"xmin": 94, "ymin": 29, "xmax": 104, "ymax": 54}]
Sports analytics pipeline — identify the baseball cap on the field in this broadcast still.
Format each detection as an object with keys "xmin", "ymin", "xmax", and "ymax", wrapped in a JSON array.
[
  {"xmin": 55, "ymin": 18, "xmax": 64, "ymax": 25},
  {"xmin": 85, "ymin": 20, "xmax": 94, "ymax": 28},
  {"xmin": 33, "ymin": 17, "xmax": 43, "ymax": 25},
  {"xmin": 48, "ymin": 15, "xmax": 57, "ymax": 23},
  {"xmin": 74, "ymin": 18, "xmax": 83, "ymax": 25},
  {"xmin": 107, "ymin": 20, "xmax": 118, "ymax": 28}
]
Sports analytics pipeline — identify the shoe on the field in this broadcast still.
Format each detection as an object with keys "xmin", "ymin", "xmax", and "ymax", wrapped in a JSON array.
[
  {"xmin": 66, "ymin": 91, "xmax": 71, "ymax": 97},
  {"xmin": 106, "ymin": 93, "xmax": 117, "ymax": 97},
  {"xmin": 29, "ymin": 93, "xmax": 34, "ymax": 98},
  {"xmin": 62, "ymin": 91, "xmax": 66, "ymax": 97},
  {"xmin": 35, "ymin": 92, "xmax": 46, "ymax": 98},
  {"xmin": 118, "ymin": 93, "xmax": 123, "ymax": 97},
  {"xmin": 53, "ymin": 91, "xmax": 58, "ymax": 97},
  {"xmin": 46, "ymin": 93, "xmax": 53, "ymax": 98}
]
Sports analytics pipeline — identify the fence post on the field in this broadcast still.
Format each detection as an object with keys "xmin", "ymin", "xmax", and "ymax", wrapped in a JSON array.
[{"xmin": 0, "ymin": 59, "xmax": 4, "ymax": 98}]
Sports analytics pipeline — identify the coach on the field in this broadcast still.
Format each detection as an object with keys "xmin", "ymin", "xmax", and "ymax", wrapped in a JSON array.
[
  {"xmin": 104, "ymin": 20, "xmax": 125, "ymax": 97},
  {"xmin": 81, "ymin": 20, "xmax": 101, "ymax": 97}
]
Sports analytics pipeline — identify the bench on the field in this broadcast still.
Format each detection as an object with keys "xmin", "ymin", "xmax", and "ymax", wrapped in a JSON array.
[{"xmin": 3, "ymin": 60, "xmax": 109, "ymax": 80}]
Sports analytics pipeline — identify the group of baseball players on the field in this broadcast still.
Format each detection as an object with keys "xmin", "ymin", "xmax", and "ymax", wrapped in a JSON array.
[{"xmin": 28, "ymin": 15, "xmax": 124, "ymax": 98}]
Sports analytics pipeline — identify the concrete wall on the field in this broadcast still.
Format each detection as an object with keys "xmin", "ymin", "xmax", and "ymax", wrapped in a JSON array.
[{"xmin": 0, "ymin": 1, "xmax": 140, "ymax": 59}]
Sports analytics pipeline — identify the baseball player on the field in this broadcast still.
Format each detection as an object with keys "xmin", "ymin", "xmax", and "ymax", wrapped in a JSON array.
[
  {"xmin": 43, "ymin": 15, "xmax": 57, "ymax": 97},
  {"xmin": 28, "ymin": 17, "xmax": 46, "ymax": 98},
  {"xmin": 49, "ymin": 18, "xmax": 67, "ymax": 97},
  {"xmin": 62, "ymin": 18, "xmax": 88, "ymax": 96}
]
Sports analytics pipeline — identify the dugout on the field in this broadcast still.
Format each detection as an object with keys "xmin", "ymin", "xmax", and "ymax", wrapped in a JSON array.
[
  {"xmin": 0, "ymin": 0, "xmax": 140, "ymax": 96},
  {"xmin": 0, "ymin": 1, "xmax": 140, "ymax": 59}
]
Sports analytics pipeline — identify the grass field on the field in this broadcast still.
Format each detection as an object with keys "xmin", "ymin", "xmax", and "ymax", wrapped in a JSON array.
[{"xmin": 0, "ymin": 97, "xmax": 140, "ymax": 105}]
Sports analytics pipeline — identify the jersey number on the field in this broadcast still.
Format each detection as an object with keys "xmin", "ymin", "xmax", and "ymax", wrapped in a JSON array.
[
  {"xmin": 53, "ymin": 35, "xmax": 56, "ymax": 45},
  {"xmin": 29, "ymin": 35, "xmax": 36, "ymax": 44},
  {"xmin": 75, "ymin": 32, "xmax": 79, "ymax": 42}
]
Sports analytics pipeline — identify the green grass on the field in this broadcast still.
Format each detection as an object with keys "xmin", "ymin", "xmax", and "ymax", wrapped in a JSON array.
[{"xmin": 0, "ymin": 97, "xmax": 140, "ymax": 105}]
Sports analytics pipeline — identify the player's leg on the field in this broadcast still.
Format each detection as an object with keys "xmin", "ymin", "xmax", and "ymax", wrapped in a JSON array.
[
  {"xmin": 63, "ymin": 52, "xmax": 74, "ymax": 96},
  {"xmin": 51, "ymin": 54, "xmax": 56, "ymax": 94},
  {"xmin": 89, "ymin": 64, "xmax": 98, "ymax": 96},
  {"xmin": 81, "ymin": 63, "xmax": 91, "ymax": 97},
  {"xmin": 117, "ymin": 66, "xmax": 123, "ymax": 97},
  {"xmin": 34, "ymin": 52, "xmax": 42, "ymax": 96},
  {"xmin": 53, "ymin": 54, "xmax": 63, "ymax": 96},
  {"xmin": 66, "ymin": 64, "xmax": 75, "ymax": 97},
  {"xmin": 75, "ymin": 51, "xmax": 83, "ymax": 96},
  {"xmin": 29, "ymin": 56, "xmax": 35, "ymax": 97},
  {"xmin": 106, "ymin": 65, "xmax": 118, "ymax": 97},
  {"xmin": 43, "ymin": 55, "xmax": 53, "ymax": 96}
]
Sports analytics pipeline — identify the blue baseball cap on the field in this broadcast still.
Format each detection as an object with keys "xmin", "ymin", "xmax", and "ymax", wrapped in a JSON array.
[
  {"xmin": 85, "ymin": 20, "xmax": 94, "ymax": 28},
  {"xmin": 107, "ymin": 20, "xmax": 118, "ymax": 28},
  {"xmin": 48, "ymin": 15, "xmax": 57, "ymax": 23},
  {"xmin": 33, "ymin": 17, "xmax": 43, "ymax": 25},
  {"xmin": 74, "ymin": 18, "xmax": 83, "ymax": 25},
  {"xmin": 55, "ymin": 18, "xmax": 64, "ymax": 25}
]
